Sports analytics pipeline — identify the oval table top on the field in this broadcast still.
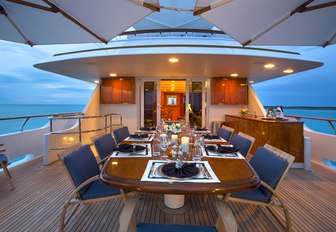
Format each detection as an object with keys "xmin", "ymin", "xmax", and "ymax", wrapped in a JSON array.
[{"xmin": 100, "ymin": 156, "xmax": 260, "ymax": 195}]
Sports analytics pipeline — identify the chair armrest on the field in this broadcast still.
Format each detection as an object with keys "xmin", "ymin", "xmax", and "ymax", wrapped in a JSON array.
[
  {"xmin": 119, "ymin": 196, "xmax": 138, "ymax": 232},
  {"xmin": 65, "ymin": 175, "xmax": 99, "ymax": 202}
]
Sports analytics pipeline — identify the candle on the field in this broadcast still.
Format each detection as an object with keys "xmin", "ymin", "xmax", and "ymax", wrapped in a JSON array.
[
  {"xmin": 181, "ymin": 136, "xmax": 189, "ymax": 153},
  {"xmin": 171, "ymin": 134, "xmax": 178, "ymax": 141}
]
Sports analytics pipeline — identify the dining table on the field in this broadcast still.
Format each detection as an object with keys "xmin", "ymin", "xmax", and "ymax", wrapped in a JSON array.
[{"xmin": 99, "ymin": 139, "xmax": 260, "ymax": 232}]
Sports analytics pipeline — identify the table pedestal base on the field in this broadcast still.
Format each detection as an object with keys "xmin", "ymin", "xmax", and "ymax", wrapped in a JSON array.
[{"xmin": 164, "ymin": 194, "xmax": 185, "ymax": 209}]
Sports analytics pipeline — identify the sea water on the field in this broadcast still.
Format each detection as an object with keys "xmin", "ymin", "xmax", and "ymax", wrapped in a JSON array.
[{"xmin": 0, "ymin": 104, "xmax": 84, "ymax": 135}]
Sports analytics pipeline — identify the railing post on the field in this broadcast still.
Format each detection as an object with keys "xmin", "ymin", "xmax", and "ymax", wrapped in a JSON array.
[
  {"xmin": 78, "ymin": 117, "xmax": 82, "ymax": 142},
  {"xmin": 105, "ymin": 115, "xmax": 108, "ymax": 132},
  {"xmin": 110, "ymin": 114, "xmax": 112, "ymax": 133},
  {"xmin": 49, "ymin": 117, "xmax": 53, "ymax": 133}
]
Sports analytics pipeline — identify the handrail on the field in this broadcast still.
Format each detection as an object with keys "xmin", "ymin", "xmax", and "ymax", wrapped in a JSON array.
[
  {"xmin": 285, "ymin": 114, "xmax": 336, "ymax": 135},
  {"xmin": 0, "ymin": 112, "xmax": 83, "ymax": 132},
  {"xmin": 49, "ymin": 113, "xmax": 123, "ymax": 144}
]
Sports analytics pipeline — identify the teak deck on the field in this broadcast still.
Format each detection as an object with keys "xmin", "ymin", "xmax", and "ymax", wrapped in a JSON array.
[{"xmin": 0, "ymin": 161, "xmax": 335, "ymax": 232}]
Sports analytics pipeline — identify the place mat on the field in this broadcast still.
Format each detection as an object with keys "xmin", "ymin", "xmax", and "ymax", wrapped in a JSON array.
[
  {"xmin": 125, "ymin": 134, "xmax": 154, "ymax": 142},
  {"xmin": 111, "ymin": 144, "xmax": 152, "ymax": 158},
  {"xmin": 141, "ymin": 160, "xmax": 220, "ymax": 183},
  {"xmin": 194, "ymin": 128, "xmax": 211, "ymax": 134},
  {"xmin": 161, "ymin": 162, "xmax": 199, "ymax": 179},
  {"xmin": 138, "ymin": 127, "xmax": 156, "ymax": 131},
  {"xmin": 203, "ymin": 145, "xmax": 244, "ymax": 159},
  {"xmin": 203, "ymin": 134, "xmax": 226, "ymax": 143}
]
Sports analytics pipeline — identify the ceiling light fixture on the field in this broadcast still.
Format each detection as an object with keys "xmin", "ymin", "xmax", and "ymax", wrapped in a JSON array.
[
  {"xmin": 109, "ymin": 73, "xmax": 117, "ymax": 77},
  {"xmin": 169, "ymin": 57, "xmax": 179, "ymax": 63},
  {"xmin": 94, "ymin": 80, "xmax": 100, "ymax": 84},
  {"xmin": 264, "ymin": 63, "xmax": 275, "ymax": 69},
  {"xmin": 230, "ymin": 73, "xmax": 238, "ymax": 77},
  {"xmin": 249, "ymin": 80, "xmax": 254, "ymax": 84},
  {"xmin": 283, "ymin": 69, "xmax": 294, "ymax": 74}
]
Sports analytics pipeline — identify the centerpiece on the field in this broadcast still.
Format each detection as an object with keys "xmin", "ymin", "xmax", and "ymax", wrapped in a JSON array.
[
  {"xmin": 240, "ymin": 108, "xmax": 249, "ymax": 116},
  {"xmin": 166, "ymin": 123, "xmax": 181, "ymax": 135}
]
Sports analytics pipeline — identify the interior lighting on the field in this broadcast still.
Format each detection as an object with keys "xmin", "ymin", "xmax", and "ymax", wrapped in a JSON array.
[
  {"xmin": 169, "ymin": 57, "xmax": 179, "ymax": 63},
  {"xmin": 109, "ymin": 73, "xmax": 117, "ymax": 77},
  {"xmin": 264, "ymin": 63, "xmax": 275, "ymax": 69},
  {"xmin": 230, "ymin": 73, "xmax": 238, "ymax": 77},
  {"xmin": 249, "ymin": 80, "xmax": 254, "ymax": 84},
  {"xmin": 94, "ymin": 80, "xmax": 99, "ymax": 84},
  {"xmin": 283, "ymin": 69, "xmax": 294, "ymax": 74}
]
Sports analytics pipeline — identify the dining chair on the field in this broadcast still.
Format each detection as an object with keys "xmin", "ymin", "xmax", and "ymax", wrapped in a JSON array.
[
  {"xmin": 230, "ymin": 132, "xmax": 255, "ymax": 158},
  {"xmin": 225, "ymin": 144, "xmax": 295, "ymax": 232},
  {"xmin": 216, "ymin": 125, "xmax": 234, "ymax": 142},
  {"xmin": 0, "ymin": 144, "xmax": 14, "ymax": 190},
  {"xmin": 91, "ymin": 133, "xmax": 117, "ymax": 163},
  {"xmin": 119, "ymin": 196, "xmax": 228, "ymax": 232},
  {"xmin": 58, "ymin": 143, "xmax": 130, "ymax": 232},
  {"xmin": 113, "ymin": 126, "xmax": 130, "ymax": 144}
]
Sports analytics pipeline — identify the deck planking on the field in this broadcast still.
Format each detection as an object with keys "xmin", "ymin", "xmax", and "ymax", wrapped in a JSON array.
[{"xmin": 0, "ymin": 161, "xmax": 335, "ymax": 232}]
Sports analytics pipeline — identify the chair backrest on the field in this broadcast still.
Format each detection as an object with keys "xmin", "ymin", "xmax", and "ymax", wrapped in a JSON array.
[
  {"xmin": 217, "ymin": 125, "xmax": 234, "ymax": 142},
  {"xmin": 230, "ymin": 132, "xmax": 255, "ymax": 158},
  {"xmin": 250, "ymin": 145, "xmax": 294, "ymax": 199},
  {"xmin": 113, "ymin": 126, "xmax": 130, "ymax": 144},
  {"xmin": 58, "ymin": 143, "xmax": 100, "ymax": 196},
  {"xmin": 91, "ymin": 133, "xmax": 117, "ymax": 160}
]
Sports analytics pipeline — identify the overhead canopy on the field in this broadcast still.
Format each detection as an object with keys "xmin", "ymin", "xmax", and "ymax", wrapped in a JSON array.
[
  {"xmin": 197, "ymin": 0, "xmax": 336, "ymax": 47},
  {"xmin": 0, "ymin": 0, "xmax": 157, "ymax": 45}
]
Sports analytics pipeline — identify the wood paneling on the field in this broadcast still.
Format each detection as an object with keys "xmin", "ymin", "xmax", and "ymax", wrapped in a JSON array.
[
  {"xmin": 225, "ymin": 115, "xmax": 304, "ymax": 162},
  {"xmin": 101, "ymin": 77, "xmax": 135, "ymax": 104},
  {"xmin": 211, "ymin": 77, "xmax": 248, "ymax": 105}
]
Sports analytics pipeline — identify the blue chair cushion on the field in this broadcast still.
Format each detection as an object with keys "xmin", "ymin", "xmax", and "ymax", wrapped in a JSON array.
[
  {"xmin": 250, "ymin": 147, "xmax": 288, "ymax": 198},
  {"xmin": 231, "ymin": 187, "xmax": 270, "ymax": 203},
  {"xmin": 216, "ymin": 128, "xmax": 232, "ymax": 142},
  {"xmin": 136, "ymin": 223, "xmax": 217, "ymax": 232},
  {"xmin": 113, "ymin": 126, "xmax": 130, "ymax": 144},
  {"xmin": 230, "ymin": 135, "xmax": 252, "ymax": 157},
  {"xmin": 80, "ymin": 179, "xmax": 121, "ymax": 200},
  {"xmin": 63, "ymin": 145, "xmax": 100, "ymax": 195},
  {"xmin": 0, "ymin": 153, "xmax": 9, "ymax": 165},
  {"xmin": 94, "ymin": 134, "xmax": 117, "ymax": 160}
]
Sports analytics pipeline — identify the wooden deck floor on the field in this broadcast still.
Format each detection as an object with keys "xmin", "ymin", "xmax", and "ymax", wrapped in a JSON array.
[{"xmin": 0, "ymin": 161, "xmax": 335, "ymax": 232}]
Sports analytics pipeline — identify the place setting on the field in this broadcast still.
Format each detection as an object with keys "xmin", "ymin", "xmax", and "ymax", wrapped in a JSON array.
[
  {"xmin": 203, "ymin": 144, "xmax": 244, "ymax": 159},
  {"xmin": 194, "ymin": 127, "xmax": 211, "ymax": 134},
  {"xmin": 111, "ymin": 143, "xmax": 151, "ymax": 158},
  {"xmin": 124, "ymin": 133, "xmax": 154, "ymax": 142},
  {"xmin": 141, "ymin": 159, "xmax": 220, "ymax": 183},
  {"xmin": 136, "ymin": 127, "xmax": 157, "ymax": 133},
  {"xmin": 203, "ymin": 134, "xmax": 227, "ymax": 143}
]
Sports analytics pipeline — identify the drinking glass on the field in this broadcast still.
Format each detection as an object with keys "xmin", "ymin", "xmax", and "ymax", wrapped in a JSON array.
[
  {"xmin": 152, "ymin": 142, "xmax": 161, "ymax": 159},
  {"xmin": 192, "ymin": 145, "xmax": 202, "ymax": 161}
]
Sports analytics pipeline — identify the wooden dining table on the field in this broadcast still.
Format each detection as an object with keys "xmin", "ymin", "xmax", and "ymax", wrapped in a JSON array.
[{"xmin": 99, "ymin": 146, "xmax": 260, "ymax": 231}]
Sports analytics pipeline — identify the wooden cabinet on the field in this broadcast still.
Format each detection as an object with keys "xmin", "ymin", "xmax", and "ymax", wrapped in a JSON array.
[
  {"xmin": 225, "ymin": 115, "xmax": 304, "ymax": 163},
  {"xmin": 101, "ymin": 77, "xmax": 135, "ymax": 104},
  {"xmin": 211, "ymin": 77, "xmax": 247, "ymax": 105}
]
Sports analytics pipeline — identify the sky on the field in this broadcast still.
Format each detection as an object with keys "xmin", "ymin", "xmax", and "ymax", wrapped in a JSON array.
[{"xmin": 0, "ymin": 40, "xmax": 335, "ymax": 106}]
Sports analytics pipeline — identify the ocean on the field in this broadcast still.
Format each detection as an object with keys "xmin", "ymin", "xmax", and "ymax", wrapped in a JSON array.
[
  {"xmin": 0, "ymin": 104, "xmax": 335, "ymax": 135},
  {"xmin": 0, "ymin": 104, "xmax": 85, "ymax": 135}
]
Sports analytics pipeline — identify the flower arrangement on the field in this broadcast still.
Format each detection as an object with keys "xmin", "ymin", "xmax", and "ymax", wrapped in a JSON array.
[
  {"xmin": 167, "ymin": 123, "xmax": 181, "ymax": 134},
  {"xmin": 240, "ymin": 108, "xmax": 249, "ymax": 115}
]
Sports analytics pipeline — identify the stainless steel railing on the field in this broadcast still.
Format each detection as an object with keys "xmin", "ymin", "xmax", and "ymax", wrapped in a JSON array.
[
  {"xmin": 49, "ymin": 113, "xmax": 123, "ymax": 142},
  {"xmin": 285, "ymin": 114, "xmax": 336, "ymax": 135},
  {"xmin": 0, "ymin": 112, "xmax": 83, "ymax": 133}
]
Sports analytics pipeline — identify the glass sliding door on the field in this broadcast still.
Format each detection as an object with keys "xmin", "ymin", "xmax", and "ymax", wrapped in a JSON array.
[
  {"xmin": 188, "ymin": 81, "xmax": 205, "ymax": 127},
  {"xmin": 143, "ymin": 81, "xmax": 157, "ymax": 126}
]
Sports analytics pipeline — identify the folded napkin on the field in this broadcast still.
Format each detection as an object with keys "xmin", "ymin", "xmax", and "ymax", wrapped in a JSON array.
[
  {"xmin": 161, "ymin": 162, "xmax": 199, "ymax": 178},
  {"xmin": 206, "ymin": 145, "xmax": 239, "ymax": 153},
  {"xmin": 115, "ymin": 144, "xmax": 146, "ymax": 153},
  {"xmin": 139, "ymin": 127, "xmax": 156, "ymax": 131},
  {"xmin": 196, "ymin": 127, "xmax": 207, "ymax": 131},
  {"xmin": 129, "ymin": 134, "xmax": 149, "ymax": 139},
  {"xmin": 203, "ymin": 134, "xmax": 220, "ymax": 140}
]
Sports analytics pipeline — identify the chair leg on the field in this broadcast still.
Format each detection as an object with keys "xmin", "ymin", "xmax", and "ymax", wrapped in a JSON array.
[
  {"xmin": 1, "ymin": 163, "xmax": 14, "ymax": 190},
  {"xmin": 59, "ymin": 201, "xmax": 80, "ymax": 232}
]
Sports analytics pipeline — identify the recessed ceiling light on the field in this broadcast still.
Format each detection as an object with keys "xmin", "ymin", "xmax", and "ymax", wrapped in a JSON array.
[
  {"xmin": 109, "ymin": 73, "xmax": 117, "ymax": 77},
  {"xmin": 264, "ymin": 63, "xmax": 275, "ymax": 69},
  {"xmin": 94, "ymin": 80, "xmax": 100, "ymax": 84},
  {"xmin": 249, "ymin": 80, "xmax": 254, "ymax": 84},
  {"xmin": 230, "ymin": 73, "xmax": 238, "ymax": 77},
  {"xmin": 283, "ymin": 69, "xmax": 294, "ymax": 74},
  {"xmin": 169, "ymin": 57, "xmax": 179, "ymax": 63}
]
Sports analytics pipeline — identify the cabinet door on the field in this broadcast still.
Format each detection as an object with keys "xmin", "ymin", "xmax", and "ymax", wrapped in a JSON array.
[
  {"xmin": 212, "ymin": 78, "xmax": 225, "ymax": 104},
  {"xmin": 101, "ymin": 79, "xmax": 113, "ymax": 103},
  {"xmin": 223, "ymin": 79, "xmax": 236, "ymax": 104},
  {"xmin": 235, "ymin": 78, "xmax": 247, "ymax": 104},
  {"xmin": 110, "ymin": 78, "xmax": 123, "ymax": 103},
  {"xmin": 122, "ymin": 77, "xmax": 135, "ymax": 104}
]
